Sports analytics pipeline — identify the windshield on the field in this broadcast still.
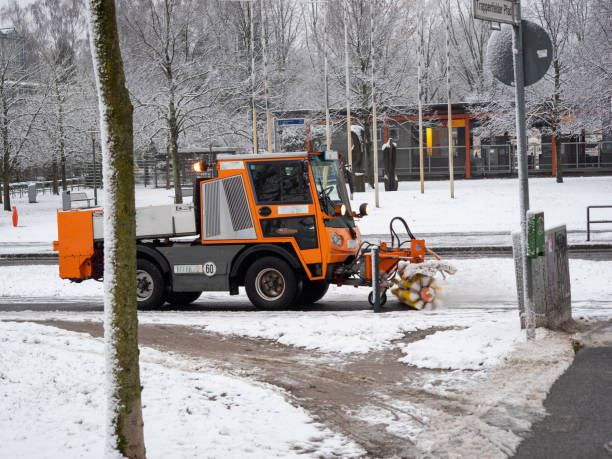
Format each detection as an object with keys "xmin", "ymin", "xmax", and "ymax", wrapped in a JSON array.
[{"xmin": 309, "ymin": 155, "xmax": 355, "ymax": 228}]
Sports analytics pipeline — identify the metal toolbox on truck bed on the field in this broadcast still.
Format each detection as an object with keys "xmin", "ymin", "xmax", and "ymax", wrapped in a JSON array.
[{"xmin": 92, "ymin": 204, "xmax": 197, "ymax": 240}]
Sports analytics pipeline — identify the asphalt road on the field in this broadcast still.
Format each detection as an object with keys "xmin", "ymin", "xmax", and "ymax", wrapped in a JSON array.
[{"xmin": 513, "ymin": 346, "xmax": 612, "ymax": 459}]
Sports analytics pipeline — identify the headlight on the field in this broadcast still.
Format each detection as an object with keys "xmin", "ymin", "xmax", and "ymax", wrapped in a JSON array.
[
  {"xmin": 334, "ymin": 204, "xmax": 347, "ymax": 216},
  {"xmin": 330, "ymin": 232, "xmax": 343, "ymax": 247},
  {"xmin": 359, "ymin": 203, "xmax": 370, "ymax": 216}
]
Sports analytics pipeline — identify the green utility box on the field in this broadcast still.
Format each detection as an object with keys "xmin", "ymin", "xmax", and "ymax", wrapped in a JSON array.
[{"xmin": 527, "ymin": 211, "xmax": 545, "ymax": 259}]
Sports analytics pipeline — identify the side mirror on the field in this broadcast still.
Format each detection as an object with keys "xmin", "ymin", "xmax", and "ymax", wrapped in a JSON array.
[{"xmin": 358, "ymin": 203, "xmax": 370, "ymax": 218}]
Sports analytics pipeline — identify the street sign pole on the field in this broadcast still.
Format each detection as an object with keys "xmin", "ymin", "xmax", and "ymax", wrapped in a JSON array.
[{"xmin": 511, "ymin": 1, "xmax": 535, "ymax": 340}]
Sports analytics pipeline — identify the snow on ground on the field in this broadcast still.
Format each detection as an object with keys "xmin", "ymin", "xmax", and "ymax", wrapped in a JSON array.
[
  {"xmin": 1, "ymin": 257, "xmax": 610, "ymax": 369},
  {"xmin": 398, "ymin": 314, "xmax": 523, "ymax": 370},
  {"xmin": 1, "ymin": 176, "xmax": 611, "ymax": 252},
  {"xmin": 0, "ymin": 321, "xmax": 364, "ymax": 459},
  {"xmin": 350, "ymin": 176, "xmax": 612, "ymax": 235}
]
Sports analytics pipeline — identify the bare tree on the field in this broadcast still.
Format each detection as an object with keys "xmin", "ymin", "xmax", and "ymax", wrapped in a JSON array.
[
  {"xmin": 86, "ymin": 0, "xmax": 145, "ymax": 457},
  {"xmin": 0, "ymin": 27, "xmax": 47, "ymax": 211},
  {"xmin": 30, "ymin": 0, "xmax": 86, "ymax": 193},
  {"xmin": 121, "ymin": 0, "xmax": 216, "ymax": 203}
]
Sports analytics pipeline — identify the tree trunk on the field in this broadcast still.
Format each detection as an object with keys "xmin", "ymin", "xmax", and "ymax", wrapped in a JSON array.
[
  {"xmin": 3, "ymin": 150, "xmax": 10, "ymax": 211},
  {"xmin": 555, "ymin": 129, "xmax": 563, "ymax": 183},
  {"xmin": 168, "ymin": 115, "xmax": 182, "ymax": 204},
  {"xmin": 58, "ymin": 90, "xmax": 67, "ymax": 192},
  {"xmin": 166, "ymin": 76, "xmax": 182, "ymax": 204},
  {"xmin": 87, "ymin": 1, "xmax": 146, "ymax": 458},
  {"xmin": 52, "ymin": 157, "xmax": 59, "ymax": 195},
  {"xmin": 165, "ymin": 139, "xmax": 170, "ymax": 190}
]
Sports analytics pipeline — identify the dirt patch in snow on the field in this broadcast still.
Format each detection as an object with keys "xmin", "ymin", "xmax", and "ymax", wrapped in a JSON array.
[{"xmin": 37, "ymin": 320, "xmax": 573, "ymax": 458}]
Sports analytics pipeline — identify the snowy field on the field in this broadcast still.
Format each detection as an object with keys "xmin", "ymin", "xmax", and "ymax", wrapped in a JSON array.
[
  {"xmin": 0, "ymin": 321, "xmax": 363, "ymax": 459},
  {"xmin": 1, "ymin": 176, "xmax": 612, "ymax": 253}
]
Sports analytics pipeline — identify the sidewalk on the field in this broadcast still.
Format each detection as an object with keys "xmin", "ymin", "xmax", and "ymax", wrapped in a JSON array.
[{"xmin": 513, "ymin": 321, "xmax": 612, "ymax": 458}]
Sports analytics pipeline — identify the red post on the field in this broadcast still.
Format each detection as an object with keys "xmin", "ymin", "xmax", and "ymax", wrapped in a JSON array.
[
  {"xmin": 305, "ymin": 121, "xmax": 311, "ymax": 153},
  {"xmin": 551, "ymin": 131, "xmax": 557, "ymax": 177},
  {"xmin": 12, "ymin": 206, "xmax": 18, "ymax": 227},
  {"xmin": 465, "ymin": 118, "xmax": 471, "ymax": 179}
]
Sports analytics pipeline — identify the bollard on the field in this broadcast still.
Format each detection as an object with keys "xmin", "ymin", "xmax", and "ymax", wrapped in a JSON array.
[
  {"xmin": 27, "ymin": 183, "xmax": 37, "ymax": 203},
  {"xmin": 62, "ymin": 190, "xmax": 71, "ymax": 210},
  {"xmin": 371, "ymin": 246, "xmax": 381, "ymax": 313},
  {"xmin": 12, "ymin": 206, "xmax": 18, "ymax": 227}
]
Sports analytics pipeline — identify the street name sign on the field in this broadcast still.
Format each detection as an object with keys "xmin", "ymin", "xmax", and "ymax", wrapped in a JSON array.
[
  {"xmin": 277, "ymin": 119, "xmax": 305, "ymax": 126},
  {"xmin": 473, "ymin": 0, "xmax": 517, "ymax": 25}
]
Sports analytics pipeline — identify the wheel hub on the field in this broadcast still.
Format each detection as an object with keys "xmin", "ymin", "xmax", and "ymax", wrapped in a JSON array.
[
  {"xmin": 136, "ymin": 270, "xmax": 154, "ymax": 301},
  {"xmin": 255, "ymin": 268, "xmax": 285, "ymax": 301}
]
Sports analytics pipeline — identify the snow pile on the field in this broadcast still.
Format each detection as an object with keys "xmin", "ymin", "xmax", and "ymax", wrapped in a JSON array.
[
  {"xmin": 398, "ymin": 314, "xmax": 524, "ymax": 370},
  {"xmin": 0, "ymin": 321, "xmax": 364, "ymax": 458}
]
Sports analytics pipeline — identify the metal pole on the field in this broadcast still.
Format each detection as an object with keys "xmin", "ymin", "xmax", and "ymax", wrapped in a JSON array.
[
  {"xmin": 371, "ymin": 246, "xmax": 381, "ymax": 313},
  {"xmin": 445, "ymin": 10, "xmax": 454, "ymax": 199},
  {"xmin": 512, "ymin": 3, "xmax": 535, "ymax": 340},
  {"xmin": 344, "ymin": 0, "xmax": 353, "ymax": 199},
  {"xmin": 417, "ymin": 12, "xmax": 424, "ymax": 194},
  {"xmin": 259, "ymin": 0, "xmax": 273, "ymax": 153},
  {"xmin": 324, "ymin": 0, "xmax": 331, "ymax": 150},
  {"xmin": 92, "ymin": 134, "xmax": 98, "ymax": 206},
  {"xmin": 249, "ymin": 1, "xmax": 259, "ymax": 154},
  {"xmin": 371, "ymin": 2, "xmax": 379, "ymax": 208}
]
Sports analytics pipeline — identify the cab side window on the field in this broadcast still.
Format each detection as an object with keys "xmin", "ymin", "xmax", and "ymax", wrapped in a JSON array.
[{"xmin": 248, "ymin": 161, "xmax": 311, "ymax": 205}]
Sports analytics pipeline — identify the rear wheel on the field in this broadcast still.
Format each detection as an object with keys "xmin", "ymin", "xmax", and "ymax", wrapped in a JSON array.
[
  {"xmin": 165, "ymin": 291, "xmax": 201, "ymax": 306},
  {"xmin": 297, "ymin": 280, "xmax": 329, "ymax": 305},
  {"xmin": 136, "ymin": 259, "xmax": 165, "ymax": 309},
  {"xmin": 245, "ymin": 257, "xmax": 298, "ymax": 310}
]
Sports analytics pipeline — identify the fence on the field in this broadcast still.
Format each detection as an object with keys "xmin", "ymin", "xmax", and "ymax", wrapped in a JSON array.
[
  {"xmin": 587, "ymin": 206, "xmax": 612, "ymax": 241},
  {"xmin": 6, "ymin": 178, "xmax": 85, "ymax": 198},
  {"xmin": 392, "ymin": 140, "xmax": 612, "ymax": 179}
]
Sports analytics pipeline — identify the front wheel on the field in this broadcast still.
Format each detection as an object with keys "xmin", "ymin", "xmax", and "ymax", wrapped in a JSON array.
[
  {"xmin": 297, "ymin": 280, "xmax": 329, "ymax": 305},
  {"xmin": 245, "ymin": 257, "xmax": 298, "ymax": 310},
  {"xmin": 136, "ymin": 259, "xmax": 165, "ymax": 309}
]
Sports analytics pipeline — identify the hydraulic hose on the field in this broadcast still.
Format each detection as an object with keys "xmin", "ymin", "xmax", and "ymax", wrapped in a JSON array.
[{"xmin": 389, "ymin": 216, "xmax": 416, "ymax": 248}]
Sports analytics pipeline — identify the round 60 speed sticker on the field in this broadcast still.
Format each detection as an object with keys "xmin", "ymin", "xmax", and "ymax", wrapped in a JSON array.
[{"xmin": 203, "ymin": 262, "xmax": 217, "ymax": 277}]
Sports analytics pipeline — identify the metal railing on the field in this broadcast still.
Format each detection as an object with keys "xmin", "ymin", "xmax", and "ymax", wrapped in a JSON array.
[
  {"xmin": 6, "ymin": 178, "xmax": 85, "ymax": 198},
  {"xmin": 587, "ymin": 206, "xmax": 612, "ymax": 241},
  {"xmin": 392, "ymin": 140, "xmax": 612, "ymax": 179}
]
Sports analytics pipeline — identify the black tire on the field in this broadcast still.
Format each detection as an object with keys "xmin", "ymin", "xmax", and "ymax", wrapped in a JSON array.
[
  {"xmin": 297, "ymin": 280, "xmax": 329, "ymax": 305},
  {"xmin": 245, "ymin": 256, "xmax": 298, "ymax": 310},
  {"xmin": 136, "ymin": 258, "xmax": 165, "ymax": 309},
  {"xmin": 165, "ymin": 291, "xmax": 201, "ymax": 306},
  {"xmin": 368, "ymin": 290, "xmax": 387, "ymax": 307}
]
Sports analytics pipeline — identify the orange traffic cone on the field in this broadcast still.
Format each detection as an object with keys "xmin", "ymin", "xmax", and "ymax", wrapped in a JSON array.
[{"xmin": 12, "ymin": 206, "xmax": 18, "ymax": 227}]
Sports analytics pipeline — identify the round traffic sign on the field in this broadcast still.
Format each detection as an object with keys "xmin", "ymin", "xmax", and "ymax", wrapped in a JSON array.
[{"xmin": 487, "ymin": 20, "xmax": 553, "ymax": 87}]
